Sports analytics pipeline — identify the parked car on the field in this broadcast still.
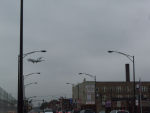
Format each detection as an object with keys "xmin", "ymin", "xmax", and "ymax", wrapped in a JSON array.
[
  {"xmin": 58, "ymin": 110, "xmax": 66, "ymax": 113},
  {"xmin": 99, "ymin": 110, "xmax": 105, "ymax": 113},
  {"xmin": 144, "ymin": 112, "xmax": 150, "ymax": 113},
  {"xmin": 44, "ymin": 108, "xmax": 53, "ymax": 113},
  {"xmin": 110, "ymin": 110, "xmax": 129, "ymax": 113},
  {"xmin": 80, "ymin": 109, "xmax": 95, "ymax": 113},
  {"xmin": 67, "ymin": 111, "xmax": 72, "ymax": 113}
]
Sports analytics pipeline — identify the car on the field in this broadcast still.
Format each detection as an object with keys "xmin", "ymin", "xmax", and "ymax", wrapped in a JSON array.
[
  {"xmin": 99, "ymin": 111, "xmax": 105, "ymax": 113},
  {"xmin": 44, "ymin": 108, "xmax": 53, "ymax": 113},
  {"xmin": 67, "ymin": 111, "xmax": 72, "ymax": 113},
  {"xmin": 80, "ymin": 109, "xmax": 95, "ymax": 113},
  {"xmin": 58, "ymin": 110, "xmax": 67, "ymax": 113},
  {"xmin": 110, "ymin": 110, "xmax": 129, "ymax": 113}
]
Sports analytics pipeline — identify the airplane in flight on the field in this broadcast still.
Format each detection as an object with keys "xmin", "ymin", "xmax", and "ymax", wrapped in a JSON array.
[{"xmin": 27, "ymin": 57, "xmax": 45, "ymax": 63}]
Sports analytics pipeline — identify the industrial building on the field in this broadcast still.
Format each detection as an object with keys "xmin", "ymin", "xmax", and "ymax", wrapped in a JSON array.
[
  {"xmin": 73, "ymin": 80, "xmax": 150, "ymax": 113},
  {"xmin": 72, "ymin": 64, "xmax": 150, "ymax": 113}
]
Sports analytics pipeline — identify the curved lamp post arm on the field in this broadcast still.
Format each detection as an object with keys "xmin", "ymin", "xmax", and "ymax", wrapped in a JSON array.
[
  {"xmin": 23, "ymin": 50, "xmax": 46, "ymax": 58},
  {"xmin": 108, "ymin": 50, "xmax": 133, "ymax": 62},
  {"xmin": 24, "ymin": 82, "xmax": 37, "ymax": 87},
  {"xmin": 24, "ymin": 72, "xmax": 40, "ymax": 79},
  {"xmin": 78, "ymin": 73, "xmax": 96, "ymax": 80}
]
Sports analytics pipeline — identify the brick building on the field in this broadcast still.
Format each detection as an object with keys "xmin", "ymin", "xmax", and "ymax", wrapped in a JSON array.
[
  {"xmin": 72, "ymin": 80, "xmax": 150, "ymax": 113},
  {"xmin": 72, "ymin": 64, "xmax": 150, "ymax": 113}
]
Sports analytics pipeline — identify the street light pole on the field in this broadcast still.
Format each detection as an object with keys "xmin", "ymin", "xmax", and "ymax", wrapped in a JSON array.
[
  {"xmin": 78, "ymin": 73, "xmax": 97, "ymax": 113},
  {"xmin": 133, "ymin": 56, "xmax": 136, "ymax": 113},
  {"xmin": 18, "ymin": 0, "xmax": 46, "ymax": 113},
  {"xmin": 66, "ymin": 83, "xmax": 74, "ymax": 102},
  {"xmin": 108, "ymin": 50, "xmax": 136, "ymax": 113},
  {"xmin": 18, "ymin": 0, "xmax": 24, "ymax": 113},
  {"xmin": 23, "ymin": 72, "xmax": 40, "ymax": 101},
  {"xmin": 66, "ymin": 83, "xmax": 74, "ymax": 96}
]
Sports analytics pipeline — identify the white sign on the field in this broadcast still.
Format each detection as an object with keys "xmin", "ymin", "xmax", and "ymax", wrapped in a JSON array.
[
  {"xmin": 86, "ymin": 85, "xmax": 95, "ymax": 93},
  {"xmin": 86, "ymin": 93, "xmax": 94, "ymax": 104},
  {"xmin": 87, "ymin": 94, "xmax": 91, "ymax": 101},
  {"xmin": 85, "ymin": 85, "xmax": 95, "ymax": 104}
]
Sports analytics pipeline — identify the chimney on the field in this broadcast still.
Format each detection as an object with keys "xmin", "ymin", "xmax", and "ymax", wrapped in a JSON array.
[{"xmin": 125, "ymin": 64, "xmax": 130, "ymax": 82}]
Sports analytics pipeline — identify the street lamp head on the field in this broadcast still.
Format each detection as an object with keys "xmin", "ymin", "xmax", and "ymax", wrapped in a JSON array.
[
  {"xmin": 66, "ymin": 83, "xmax": 74, "ymax": 86},
  {"xmin": 41, "ymin": 50, "xmax": 47, "ymax": 52},
  {"xmin": 108, "ymin": 50, "xmax": 114, "ymax": 53},
  {"xmin": 78, "ymin": 73, "xmax": 83, "ymax": 75}
]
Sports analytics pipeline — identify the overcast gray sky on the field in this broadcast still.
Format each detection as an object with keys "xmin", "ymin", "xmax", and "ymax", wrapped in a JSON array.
[{"xmin": 1, "ymin": 0, "xmax": 150, "ymax": 105}]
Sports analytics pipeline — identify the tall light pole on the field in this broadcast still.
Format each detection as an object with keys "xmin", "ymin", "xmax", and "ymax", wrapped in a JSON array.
[
  {"xmin": 108, "ymin": 50, "xmax": 136, "ymax": 113},
  {"xmin": 66, "ymin": 82, "xmax": 74, "ymax": 99},
  {"xmin": 18, "ymin": 1, "xmax": 24, "ymax": 113},
  {"xmin": 19, "ymin": 0, "xmax": 46, "ymax": 111},
  {"xmin": 67, "ymin": 82, "xmax": 79, "ymax": 105},
  {"xmin": 78, "ymin": 73, "xmax": 97, "ymax": 112}
]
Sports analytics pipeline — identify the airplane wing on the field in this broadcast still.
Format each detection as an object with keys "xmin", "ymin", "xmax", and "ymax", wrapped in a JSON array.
[
  {"xmin": 27, "ymin": 58, "xmax": 45, "ymax": 63},
  {"xmin": 37, "ymin": 57, "xmax": 45, "ymax": 62},
  {"xmin": 27, "ymin": 58, "xmax": 36, "ymax": 63},
  {"xmin": 37, "ymin": 57, "xmax": 43, "ymax": 60}
]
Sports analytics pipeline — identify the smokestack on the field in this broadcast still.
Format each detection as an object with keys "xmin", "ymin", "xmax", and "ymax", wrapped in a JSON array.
[{"xmin": 125, "ymin": 64, "xmax": 130, "ymax": 82}]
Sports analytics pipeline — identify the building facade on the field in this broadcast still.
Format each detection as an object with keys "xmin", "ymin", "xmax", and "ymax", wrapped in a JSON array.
[
  {"xmin": 72, "ymin": 80, "xmax": 95, "ymax": 111},
  {"xmin": 72, "ymin": 80, "xmax": 150, "ymax": 113}
]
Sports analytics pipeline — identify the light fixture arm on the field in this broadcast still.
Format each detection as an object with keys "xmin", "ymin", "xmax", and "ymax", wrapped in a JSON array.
[
  {"xmin": 108, "ymin": 50, "xmax": 133, "ymax": 62},
  {"xmin": 79, "ymin": 73, "xmax": 96, "ymax": 79},
  {"xmin": 23, "ymin": 50, "xmax": 46, "ymax": 58}
]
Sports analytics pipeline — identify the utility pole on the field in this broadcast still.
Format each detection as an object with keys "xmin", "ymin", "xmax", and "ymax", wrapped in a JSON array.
[
  {"xmin": 43, "ymin": 99, "xmax": 45, "ymax": 112},
  {"xmin": 108, "ymin": 50, "xmax": 136, "ymax": 113},
  {"xmin": 94, "ymin": 76, "xmax": 97, "ymax": 113},
  {"xmin": 18, "ymin": 0, "xmax": 24, "ymax": 113}
]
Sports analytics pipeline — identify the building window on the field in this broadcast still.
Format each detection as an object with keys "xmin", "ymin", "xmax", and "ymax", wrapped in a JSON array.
[{"xmin": 103, "ymin": 86, "xmax": 106, "ymax": 93}]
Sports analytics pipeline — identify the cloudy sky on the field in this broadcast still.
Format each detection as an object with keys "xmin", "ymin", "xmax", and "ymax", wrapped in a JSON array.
[{"xmin": 1, "ymin": 0, "xmax": 150, "ymax": 105}]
